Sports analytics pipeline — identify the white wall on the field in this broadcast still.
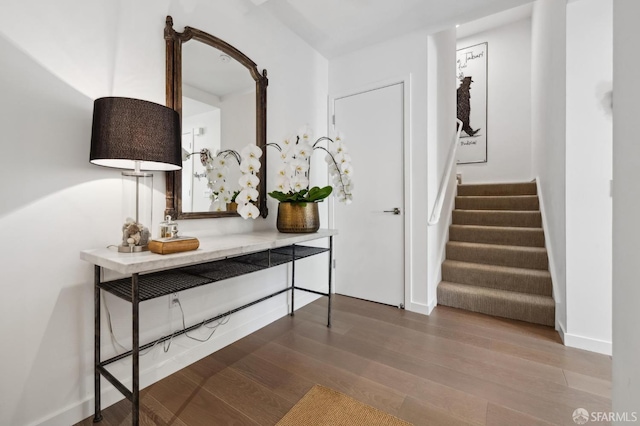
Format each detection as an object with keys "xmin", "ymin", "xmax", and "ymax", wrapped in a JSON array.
[
  {"xmin": 0, "ymin": 1, "xmax": 329, "ymax": 425},
  {"xmin": 531, "ymin": 0, "xmax": 567, "ymax": 332},
  {"xmin": 612, "ymin": 0, "xmax": 640, "ymax": 416},
  {"xmin": 565, "ymin": 0, "xmax": 612, "ymax": 355},
  {"xmin": 329, "ymin": 27, "xmax": 450, "ymax": 314},
  {"xmin": 456, "ymin": 18, "xmax": 533, "ymax": 184},
  {"xmin": 426, "ymin": 29, "xmax": 458, "ymax": 310}
]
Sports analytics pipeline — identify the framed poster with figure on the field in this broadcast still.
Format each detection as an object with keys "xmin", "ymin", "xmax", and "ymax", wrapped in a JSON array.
[{"xmin": 456, "ymin": 42, "xmax": 487, "ymax": 164}]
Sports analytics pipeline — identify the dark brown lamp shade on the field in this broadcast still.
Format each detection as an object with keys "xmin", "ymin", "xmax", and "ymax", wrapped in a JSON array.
[{"xmin": 90, "ymin": 97, "xmax": 182, "ymax": 171}]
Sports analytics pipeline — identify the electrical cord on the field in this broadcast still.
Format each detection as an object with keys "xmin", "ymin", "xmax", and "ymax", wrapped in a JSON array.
[
  {"xmin": 102, "ymin": 291, "xmax": 129, "ymax": 352},
  {"xmin": 102, "ymin": 290, "xmax": 230, "ymax": 357},
  {"xmin": 177, "ymin": 299, "xmax": 230, "ymax": 343}
]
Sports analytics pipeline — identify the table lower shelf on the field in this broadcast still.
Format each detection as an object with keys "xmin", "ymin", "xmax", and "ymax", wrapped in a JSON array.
[{"xmin": 98, "ymin": 245, "xmax": 329, "ymax": 302}]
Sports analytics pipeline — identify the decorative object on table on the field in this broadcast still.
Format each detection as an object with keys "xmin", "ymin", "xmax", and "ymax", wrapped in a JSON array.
[
  {"xmin": 158, "ymin": 215, "xmax": 179, "ymax": 239},
  {"xmin": 456, "ymin": 42, "xmax": 488, "ymax": 164},
  {"xmin": 90, "ymin": 97, "xmax": 181, "ymax": 252},
  {"xmin": 148, "ymin": 236, "xmax": 200, "ymax": 255},
  {"xmin": 182, "ymin": 145, "xmax": 261, "ymax": 218},
  {"xmin": 151, "ymin": 215, "xmax": 199, "ymax": 254},
  {"xmin": 267, "ymin": 125, "xmax": 354, "ymax": 233},
  {"xmin": 276, "ymin": 202, "xmax": 320, "ymax": 233}
]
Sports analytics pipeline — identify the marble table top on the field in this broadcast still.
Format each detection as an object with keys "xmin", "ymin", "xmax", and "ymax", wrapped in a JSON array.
[{"xmin": 80, "ymin": 229, "xmax": 337, "ymax": 275}]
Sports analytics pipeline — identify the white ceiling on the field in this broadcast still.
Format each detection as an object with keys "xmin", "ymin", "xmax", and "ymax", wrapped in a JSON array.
[
  {"xmin": 456, "ymin": 2, "xmax": 533, "ymax": 39},
  {"xmin": 254, "ymin": 0, "xmax": 534, "ymax": 58}
]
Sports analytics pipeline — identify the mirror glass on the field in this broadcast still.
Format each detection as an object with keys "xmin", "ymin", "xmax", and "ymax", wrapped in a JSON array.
[
  {"xmin": 181, "ymin": 42, "xmax": 256, "ymax": 212},
  {"xmin": 165, "ymin": 16, "xmax": 268, "ymax": 219}
]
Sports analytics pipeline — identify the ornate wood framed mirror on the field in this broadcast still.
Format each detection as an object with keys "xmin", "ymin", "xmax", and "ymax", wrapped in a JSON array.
[{"xmin": 164, "ymin": 16, "xmax": 268, "ymax": 219}]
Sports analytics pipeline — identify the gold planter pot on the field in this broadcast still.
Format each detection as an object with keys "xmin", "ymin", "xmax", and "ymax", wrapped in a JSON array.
[{"xmin": 276, "ymin": 202, "xmax": 320, "ymax": 233}]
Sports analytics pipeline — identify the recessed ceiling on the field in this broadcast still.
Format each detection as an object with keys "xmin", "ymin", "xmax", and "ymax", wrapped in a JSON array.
[{"xmin": 256, "ymin": 0, "xmax": 534, "ymax": 58}]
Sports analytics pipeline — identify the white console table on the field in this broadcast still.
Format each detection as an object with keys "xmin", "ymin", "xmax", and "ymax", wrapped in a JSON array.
[{"xmin": 81, "ymin": 229, "xmax": 337, "ymax": 425}]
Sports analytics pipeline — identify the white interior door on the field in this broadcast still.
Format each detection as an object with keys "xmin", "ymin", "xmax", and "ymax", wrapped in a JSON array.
[{"xmin": 332, "ymin": 83, "xmax": 405, "ymax": 307}]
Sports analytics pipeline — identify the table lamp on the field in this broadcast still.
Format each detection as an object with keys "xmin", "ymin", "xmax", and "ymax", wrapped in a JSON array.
[{"xmin": 90, "ymin": 97, "xmax": 181, "ymax": 252}]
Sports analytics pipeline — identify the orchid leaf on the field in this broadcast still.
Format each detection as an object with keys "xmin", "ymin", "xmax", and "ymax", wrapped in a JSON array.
[
  {"xmin": 307, "ymin": 186, "xmax": 333, "ymax": 202},
  {"xmin": 268, "ymin": 186, "xmax": 332, "ymax": 203}
]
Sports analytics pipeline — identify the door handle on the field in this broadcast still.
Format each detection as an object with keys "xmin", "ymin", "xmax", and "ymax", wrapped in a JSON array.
[{"xmin": 383, "ymin": 207, "xmax": 401, "ymax": 215}]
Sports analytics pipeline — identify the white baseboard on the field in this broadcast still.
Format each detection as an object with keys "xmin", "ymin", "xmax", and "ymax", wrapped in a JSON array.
[
  {"xmin": 564, "ymin": 332, "xmax": 612, "ymax": 356},
  {"xmin": 36, "ymin": 293, "xmax": 321, "ymax": 426},
  {"xmin": 556, "ymin": 317, "xmax": 566, "ymax": 343},
  {"xmin": 407, "ymin": 300, "xmax": 433, "ymax": 315},
  {"xmin": 428, "ymin": 297, "xmax": 438, "ymax": 315}
]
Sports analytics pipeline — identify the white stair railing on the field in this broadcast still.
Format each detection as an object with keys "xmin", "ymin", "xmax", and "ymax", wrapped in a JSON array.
[{"xmin": 428, "ymin": 119, "xmax": 463, "ymax": 226}]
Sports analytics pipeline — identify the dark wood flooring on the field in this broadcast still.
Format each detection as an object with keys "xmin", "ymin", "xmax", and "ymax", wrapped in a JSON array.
[{"xmin": 77, "ymin": 295, "xmax": 611, "ymax": 425}]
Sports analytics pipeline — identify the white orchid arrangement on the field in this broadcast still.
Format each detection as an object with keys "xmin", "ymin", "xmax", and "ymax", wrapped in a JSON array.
[
  {"xmin": 235, "ymin": 144, "xmax": 262, "ymax": 218},
  {"xmin": 181, "ymin": 144, "xmax": 262, "ymax": 219},
  {"xmin": 267, "ymin": 125, "xmax": 354, "ymax": 204}
]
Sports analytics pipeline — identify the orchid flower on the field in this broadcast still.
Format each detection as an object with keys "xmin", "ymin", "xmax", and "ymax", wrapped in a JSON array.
[
  {"xmin": 281, "ymin": 134, "xmax": 295, "ymax": 150},
  {"xmin": 213, "ymin": 166, "xmax": 229, "ymax": 180},
  {"xmin": 220, "ymin": 191, "xmax": 233, "ymax": 203},
  {"xmin": 297, "ymin": 125, "xmax": 313, "ymax": 144},
  {"xmin": 340, "ymin": 163, "xmax": 354, "ymax": 178},
  {"xmin": 289, "ymin": 158, "xmax": 310, "ymax": 174},
  {"xmin": 241, "ymin": 144, "xmax": 263, "ymax": 160},
  {"xmin": 240, "ymin": 157, "xmax": 261, "ymax": 174},
  {"xmin": 276, "ymin": 164, "xmax": 288, "ymax": 177},
  {"xmin": 293, "ymin": 141, "xmax": 313, "ymax": 159},
  {"xmin": 239, "ymin": 173, "xmax": 259, "ymax": 189},
  {"xmin": 212, "ymin": 156, "xmax": 228, "ymax": 169},
  {"xmin": 238, "ymin": 202, "xmax": 260, "ymax": 219},
  {"xmin": 274, "ymin": 175, "xmax": 291, "ymax": 193},
  {"xmin": 237, "ymin": 188, "xmax": 259, "ymax": 204},
  {"xmin": 212, "ymin": 181, "xmax": 227, "ymax": 194},
  {"xmin": 290, "ymin": 175, "xmax": 310, "ymax": 192},
  {"xmin": 210, "ymin": 200, "xmax": 225, "ymax": 212}
]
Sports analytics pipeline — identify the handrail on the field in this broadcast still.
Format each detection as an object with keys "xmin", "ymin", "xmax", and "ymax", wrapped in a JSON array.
[{"xmin": 428, "ymin": 119, "xmax": 463, "ymax": 226}]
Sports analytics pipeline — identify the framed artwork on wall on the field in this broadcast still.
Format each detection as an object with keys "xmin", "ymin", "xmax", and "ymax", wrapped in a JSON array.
[{"xmin": 456, "ymin": 42, "xmax": 488, "ymax": 164}]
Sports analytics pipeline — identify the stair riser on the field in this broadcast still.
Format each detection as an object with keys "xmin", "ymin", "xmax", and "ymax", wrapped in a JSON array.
[
  {"xmin": 446, "ymin": 243, "xmax": 549, "ymax": 270},
  {"xmin": 442, "ymin": 263, "xmax": 552, "ymax": 296},
  {"xmin": 456, "ymin": 196, "xmax": 539, "ymax": 211},
  {"xmin": 452, "ymin": 210, "xmax": 542, "ymax": 228},
  {"xmin": 457, "ymin": 182, "xmax": 537, "ymax": 196},
  {"xmin": 449, "ymin": 226, "xmax": 545, "ymax": 247},
  {"xmin": 437, "ymin": 285, "xmax": 555, "ymax": 326}
]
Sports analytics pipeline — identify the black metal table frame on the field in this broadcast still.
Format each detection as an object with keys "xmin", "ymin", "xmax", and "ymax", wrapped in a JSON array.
[{"xmin": 92, "ymin": 239, "xmax": 333, "ymax": 425}]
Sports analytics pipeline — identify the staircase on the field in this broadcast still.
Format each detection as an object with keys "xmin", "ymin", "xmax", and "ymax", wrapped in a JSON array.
[{"xmin": 437, "ymin": 181, "xmax": 555, "ymax": 326}]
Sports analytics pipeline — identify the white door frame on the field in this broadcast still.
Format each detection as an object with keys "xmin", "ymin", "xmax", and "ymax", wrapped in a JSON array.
[{"xmin": 328, "ymin": 74, "xmax": 412, "ymax": 309}]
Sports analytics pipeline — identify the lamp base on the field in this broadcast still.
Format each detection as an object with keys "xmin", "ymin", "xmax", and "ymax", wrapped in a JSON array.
[{"xmin": 118, "ymin": 244, "xmax": 149, "ymax": 253}]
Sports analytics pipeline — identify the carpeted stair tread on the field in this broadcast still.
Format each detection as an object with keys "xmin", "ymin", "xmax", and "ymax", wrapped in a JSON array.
[
  {"xmin": 446, "ymin": 241, "xmax": 549, "ymax": 270},
  {"xmin": 437, "ymin": 281, "xmax": 555, "ymax": 326},
  {"xmin": 455, "ymin": 195, "xmax": 539, "ymax": 211},
  {"xmin": 449, "ymin": 224, "xmax": 545, "ymax": 247},
  {"xmin": 438, "ymin": 180, "xmax": 554, "ymax": 326},
  {"xmin": 452, "ymin": 209, "xmax": 542, "ymax": 228},
  {"xmin": 442, "ymin": 260, "xmax": 552, "ymax": 296},
  {"xmin": 457, "ymin": 182, "xmax": 537, "ymax": 196}
]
